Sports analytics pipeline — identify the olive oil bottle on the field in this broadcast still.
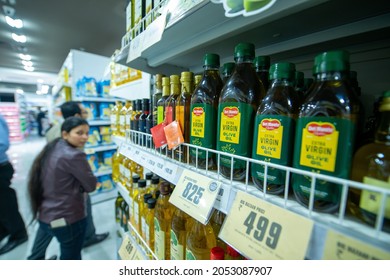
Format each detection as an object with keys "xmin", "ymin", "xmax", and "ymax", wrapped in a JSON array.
[
  {"xmin": 221, "ymin": 62, "xmax": 235, "ymax": 85},
  {"xmin": 154, "ymin": 182, "xmax": 174, "ymax": 260},
  {"xmin": 153, "ymin": 74, "xmax": 164, "ymax": 127},
  {"xmin": 186, "ymin": 219, "xmax": 216, "ymax": 260},
  {"xmin": 111, "ymin": 101, "xmax": 123, "ymax": 136},
  {"xmin": 141, "ymin": 193, "xmax": 153, "ymax": 240},
  {"xmin": 128, "ymin": 174, "xmax": 140, "ymax": 228},
  {"xmin": 125, "ymin": 100, "xmax": 133, "ymax": 134},
  {"xmin": 170, "ymin": 207, "xmax": 193, "ymax": 260},
  {"xmin": 157, "ymin": 77, "xmax": 171, "ymax": 125},
  {"xmin": 112, "ymin": 150, "xmax": 123, "ymax": 183},
  {"xmin": 209, "ymin": 209, "xmax": 226, "ymax": 252},
  {"xmin": 216, "ymin": 43, "xmax": 266, "ymax": 180},
  {"xmin": 349, "ymin": 90, "xmax": 390, "ymax": 232},
  {"xmin": 119, "ymin": 100, "xmax": 131, "ymax": 136},
  {"xmin": 164, "ymin": 75, "xmax": 181, "ymax": 125},
  {"xmin": 190, "ymin": 54, "xmax": 223, "ymax": 170},
  {"xmin": 253, "ymin": 55, "xmax": 270, "ymax": 91},
  {"xmin": 175, "ymin": 71, "xmax": 194, "ymax": 162},
  {"xmin": 251, "ymin": 62, "xmax": 300, "ymax": 194},
  {"xmin": 292, "ymin": 50, "xmax": 361, "ymax": 213},
  {"xmin": 145, "ymin": 198, "xmax": 157, "ymax": 252},
  {"xmin": 134, "ymin": 179, "xmax": 147, "ymax": 234}
]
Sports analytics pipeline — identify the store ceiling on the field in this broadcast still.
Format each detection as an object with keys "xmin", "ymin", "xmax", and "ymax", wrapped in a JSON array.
[{"xmin": 0, "ymin": 0, "xmax": 126, "ymax": 94}]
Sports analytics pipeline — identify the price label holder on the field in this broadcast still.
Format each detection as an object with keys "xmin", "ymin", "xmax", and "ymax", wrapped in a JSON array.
[
  {"xmin": 213, "ymin": 184, "xmax": 231, "ymax": 213},
  {"xmin": 127, "ymin": 32, "xmax": 144, "ymax": 63},
  {"xmin": 169, "ymin": 169, "xmax": 221, "ymax": 224},
  {"xmin": 322, "ymin": 229, "xmax": 390, "ymax": 260},
  {"xmin": 219, "ymin": 190, "xmax": 314, "ymax": 260},
  {"xmin": 118, "ymin": 235, "xmax": 134, "ymax": 260},
  {"xmin": 119, "ymin": 143, "xmax": 134, "ymax": 159},
  {"xmin": 142, "ymin": 9, "xmax": 167, "ymax": 50}
]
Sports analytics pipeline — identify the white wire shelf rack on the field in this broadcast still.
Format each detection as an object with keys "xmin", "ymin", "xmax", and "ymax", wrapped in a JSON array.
[{"xmin": 114, "ymin": 130, "xmax": 390, "ymax": 259}]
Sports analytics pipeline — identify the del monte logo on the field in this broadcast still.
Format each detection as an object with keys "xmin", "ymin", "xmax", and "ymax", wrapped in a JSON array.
[
  {"xmin": 223, "ymin": 107, "xmax": 239, "ymax": 118},
  {"xmin": 261, "ymin": 119, "xmax": 281, "ymax": 130},
  {"xmin": 306, "ymin": 122, "xmax": 335, "ymax": 136},
  {"xmin": 193, "ymin": 107, "xmax": 204, "ymax": 116}
]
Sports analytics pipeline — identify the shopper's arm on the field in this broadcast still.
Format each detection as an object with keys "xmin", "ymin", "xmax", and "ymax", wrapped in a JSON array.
[{"xmin": 68, "ymin": 152, "xmax": 97, "ymax": 193}]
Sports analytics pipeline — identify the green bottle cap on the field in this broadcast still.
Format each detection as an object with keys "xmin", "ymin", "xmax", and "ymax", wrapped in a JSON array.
[
  {"xmin": 204, "ymin": 53, "xmax": 220, "ymax": 68},
  {"xmin": 269, "ymin": 62, "xmax": 296, "ymax": 80},
  {"xmin": 234, "ymin": 43, "xmax": 255, "ymax": 60},
  {"xmin": 253, "ymin": 56, "xmax": 270, "ymax": 69},
  {"xmin": 313, "ymin": 50, "xmax": 350, "ymax": 74},
  {"xmin": 222, "ymin": 62, "xmax": 235, "ymax": 76}
]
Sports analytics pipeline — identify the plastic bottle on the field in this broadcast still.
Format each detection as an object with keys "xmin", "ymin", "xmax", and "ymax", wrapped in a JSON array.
[
  {"xmin": 349, "ymin": 90, "xmax": 390, "ymax": 232},
  {"xmin": 141, "ymin": 193, "xmax": 153, "ymax": 240},
  {"xmin": 154, "ymin": 182, "xmax": 174, "ymax": 260},
  {"xmin": 128, "ymin": 174, "xmax": 140, "ymax": 228},
  {"xmin": 292, "ymin": 50, "xmax": 361, "ymax": 213},
  {"xmin": 251, "ymin": 62, "xmax": 300, "ymax": 195},
  {"xmin": 217, "ymin": 43, "xmax": 266, "ymax": 180},
  {"xmin": 119, "ymin": 100, "xmax": 131, "ymax": 136},
  {"xmin": 112, "ymin": 150, "xmax": 123, "ymax": 182},
  {"xmin": 186, "ymin": 219, "xmax": 216, "ymax": 260},
  {"xmin": 175, "ymin": 71, "xmax": 194, "ymax": 162},
  {"xmin": 134, "ymin": 179, "xmax": 147, "ymax": 234},
  {"xmin": 253, "ymin": 55, "xmax": 271, "ymax": 91},
  {"xmin": 170, "ymin": 207, "xmax": 193, "ymax": 260},
  {"xmin": 221, "ymin": 62, "xmax": 235, "ymax": 85},
  {"xmin": 145, "ymin": 198, "xmax": 157, "ymax": 252},
  {"xmin": 190, "ymin": 53, "xmax": 224, "ymax": 170},
  {"xmin": 157, "ymin": 77, "xmax": 171, "ymax": 125}
]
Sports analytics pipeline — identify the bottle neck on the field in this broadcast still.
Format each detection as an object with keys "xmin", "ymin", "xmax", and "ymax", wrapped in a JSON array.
[
  {"xmin": 162, "ymin": 85, "xmax": 170, "ymax": 97},
  {"xmin": 315, "ymin": 70, "xmax": 349, "ymax": 82},
  {"xmin": 171, "ymin": 84, "xmax": 180, "ymax": 96},
  {"xmin": 270, "ymin": 78, "xmax": 294, "ymax": 88},
  {"xmin": 375, "ymin": 110, "xmax": 390, "ymax": 144}
]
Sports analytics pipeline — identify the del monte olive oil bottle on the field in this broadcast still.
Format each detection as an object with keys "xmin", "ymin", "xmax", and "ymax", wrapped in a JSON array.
[
  {"xmin": 253, "ymin": 55, "xmax": 270, "ymax": 91},
  {"xmin": 221, "ymin": 62, "xmax": 235, "ymax": 85},
  {"xmin": 217, "ymin": 43, "xmax": 266, "ymax": 180},
  {"xmin": 252, "ymin": 62, "xmax": 300, "ymax": 195},
  {"xmin": 292, "ymin": 50, "xmax": 360, "ymax": 213},
  {"xmin": 349, "ymin": 90, "xmax": 390, "ymax": 232},
  {"xmin": 190, "ymin": 53, "xmax": 224, "ymax": 169}
]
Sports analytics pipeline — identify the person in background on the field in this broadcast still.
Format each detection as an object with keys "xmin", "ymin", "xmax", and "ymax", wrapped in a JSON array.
[
  {"xmin": 28, "ymin": 117, "xmax": 98, "ymax": 259},
  {"xmin": 36, "ymin": 107, "xmax": 46, "ymax": 137},
  {"xmin": 27, "ymin": 101, "xmax": 108, "ymax": 260},
  {"xmin": 0, "ymin": 113, "xmax": 28, "ymax": 255}
]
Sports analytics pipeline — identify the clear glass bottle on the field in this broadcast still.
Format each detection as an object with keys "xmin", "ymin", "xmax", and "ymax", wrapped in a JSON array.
[
  {"xmin": 190, "ymin": 54, "xmax": 223, "ymax": 170},
  {"xmin": 252, "ymin": 62, "xmax": 300, "ymax": 195},
  {"xmin": 209, "ymin": 209, "xmax": 226, "ymax": 252},
  {"xmin": 164, "ymin": 75, "xmax": 181, "ymax": 125},
  {"xmin": 119, "ymin": 100, "xmax": 131, "ymax": 136},
  {"xmin": 154, "ymin": 182, "xmax": 174, "ymax": 260},
  {"xmin": 217, "ymin": 43, "xmax": 266, "ymax": 180},
  {"xmin": 253, "ymin": 55, "xmax": 271, "ymax": 91},
  {"xmin": 141, "ymin": 193, "xmax": 153, "ymax": 240},
  {"xmin": 349, "ymin": 90, "xmax": 390, "ymax": 232},
  {"xmin": 292, "ymin": 50, "xmax": 361, "ymax": 213},
  {"xmin": 170, "ymin": 207, "xmax": 193, "ymax": 260},
  {"xmin": 186, "ymin": 219, "xmax": 216, "ymax": 260}
]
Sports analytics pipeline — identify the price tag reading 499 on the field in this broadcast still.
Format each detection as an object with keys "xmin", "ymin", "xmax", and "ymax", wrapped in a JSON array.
[
  {"xmin": 219, "ymin": 191, "xmax": 314, "ymax": 260},
  {"xmin": 169, "ymin": 169, "xmax": 221, "ymax": 224}
]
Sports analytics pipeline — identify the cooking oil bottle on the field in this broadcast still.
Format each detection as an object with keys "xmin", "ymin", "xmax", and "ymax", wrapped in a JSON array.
[
  {"xmin": 125, "ymin": 100, "xmax": 133, "ymax": 134},
  {"xmin": 134, "ymin": 179, "xmax": 147, "ymax": 234},
  {"xmin": 190, "ymin": 54, "xmax": 223, "ymax": 170},
  {"xmin": 186, "ymin": 219, "xmax": 216, "ymax": 260},
  {"xmin": 115, "ymin": 194, "xmax": 124, "ymax": 225},
  {"xmin": 164, "ymin": 75, "xmax": 181, "ymax": 125},
  {"xmin": 112, "ymin": 150, "xmax": 123, "ymax": 182},
  {"xmin": 153, "ymin": 74, "xmax": 165, "ymax": 127},
  {"xmin": 111, "ymin": 101, "xmax": 122, "ymax": 136},
  {"xmin": 292, "ymin": 50, "xmax": 361, "ymax": 213},
  {"xmin": 349, "ymin": 90, "xmax": 390, "ymax": 232},
  {"xmin": 253, "ymin": 55, "xmax": 270, "ymax": 91},
  {"xmin": 144, "ymin": 198, "xmax": 157, "ymax": 253},
  {"xmin": 120, "ymin": 156, "xmax": 130, "ymax": 186},
  {"xmin": 141, "ymin": 193, "xmax": 153, "ymax": 240},
  {"xmin": 119, "ymin": 100, "xmax": 131, "ymax": 136},
  {"xmin": 209, "ymin": 209, "xmax": 226, "ymax": 252},
  {"xmin": 194, "ymin": 74, "xmax": 202, "ymax": 88},
  {"xmin": 216, "ymin": 43, "xmax": 266, "ymax": 180},
  {"xmin": 251, "ymin": 62, "xmax": 300, "ymax": 195},
  {"xmin": 123, "ymin": 157, "xmax": 133, "ymax": 190},
  {"xmin": 128, "ymin": 174, "xmax": 140, "ymax": 228},
  {"xmin": 175, "ymin": 71, "xmax": 194, "ymax": 162},
  {"xmin": 170, "ymin": 207, "xmax": 193, "ymax": 260},
  {"xmin": 149, "ymin": 175, "xmax": 160, "ymax": 198},
  {"xmin": 157, "ymin": 77, "xmax": 171, "ymax": 125},
  {"xmin": 221, "ymin": 62, "xmax": 235, "ymax": 85},
  {"xmin": 154, "ymin": 182, "xmax": 174, "ymax": 260}
]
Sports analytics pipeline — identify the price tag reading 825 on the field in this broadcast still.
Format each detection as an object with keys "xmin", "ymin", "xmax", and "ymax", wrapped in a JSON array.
[
  {"xmin": 219, "ymin": 191, "xmax": 314, "ymax": 260},
  {"xmin": 169, "ymin": 169, "xmax": 221, "ymax": 224}
]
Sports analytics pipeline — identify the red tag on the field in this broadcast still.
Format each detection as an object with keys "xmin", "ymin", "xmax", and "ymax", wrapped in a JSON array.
[
  {"xmin": 164, "ymin": 120, "xmax": 184, "ymax": 150},
  {"xmin": 151, "ymin": 122, "xmax": 167, "ymax": 148}
]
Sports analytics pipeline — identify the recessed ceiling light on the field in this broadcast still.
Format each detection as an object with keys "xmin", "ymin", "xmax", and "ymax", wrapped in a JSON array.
[
  {"xmin": 22, "ymin": 60, "xmax": 33, "ymax": 67},
  {"xmin": 15, "ymin": 89, "xmax": 24, "ymax": 94},
  {"xmin": 19, "ymin": 54, "xmax": 31, "ymax": 60},
  {"xmin": 24, "ymin": 65, "xmax": 34, "ymax": 72},
  {"xmin": 5, "ymin": 16, "xmax": 23, "ymax": 28},
  {"xmin": 12, "ymin": 33, "xmax": 27, "ymax": 43}
]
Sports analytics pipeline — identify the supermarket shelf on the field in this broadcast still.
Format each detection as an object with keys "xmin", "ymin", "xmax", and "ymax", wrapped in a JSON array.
[
  {"xmin": 94, "ymin": 168, "xmax": 112, "ymax": 177},
  {"xmin": 116, "ymin": 0, "xmax": 390, "ymax": 75},
  {"xmin": 74, "ymin": 96, "xmax": 125, "ymax": 103},
  {"xmin": 117, "ymin": 130, "xmax": 390, "ymax": 260},
  {"xmin": 88, "ymin": 119, "xmax": 111, "ymax": 126},
  {"xmin": 90, "ymin": 187, "xmax": 117, "ymax": 204},
  {"xmin": 108, "ymin": 74, "xmax": 151, "ymax": 101},
  {"xmin": 84, "ymin": 144, "xmax": 117, "ymax": 154}
]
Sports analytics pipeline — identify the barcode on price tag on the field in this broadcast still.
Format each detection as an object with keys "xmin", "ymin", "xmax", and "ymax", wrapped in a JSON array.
[
  {"xmin": 219, "ymin": 191, "xmax": 313, "ymax": 260},
  {"xmin": 169, "ymin": 169, "xmax": 221, "ymax": 224}
]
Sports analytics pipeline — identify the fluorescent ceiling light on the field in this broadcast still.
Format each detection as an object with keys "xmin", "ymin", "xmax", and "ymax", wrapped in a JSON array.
[
  {"xmin": 24, "ymin": 65, "xmax": 34, "ymax": 72},
  {"xmin": 37, "ymin": 79, "xmax": 44, "ymax": 83},
  {"xmin": 15, "ymin": 89, "xmax": 24, "ymax": 94},
  {"xmin": 22, "ymin": 60, "xmax": 33, "ymax": 67},
  {"xmin": 19, "ymin": 53, "xmax": 31, "ymax": 60},
  {"xmin": 5, "ymin": 16, "xmax": 23, "ymax": 28},
  {"xmin": 12, "ymin": 33, "xmax": 26, "ymax": 43}
]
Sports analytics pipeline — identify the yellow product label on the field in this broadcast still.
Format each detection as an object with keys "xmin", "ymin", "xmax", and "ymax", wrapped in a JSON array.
[
  {"xmin": 191, "ymin": 107, "xmax": 205, "ymax": 138},
  {"xmin": 219, "ymin": 106, "xmax": 240, "ymax": 144},
  {"xmin": 360, "ymin": 176, "xmax": 390, "ymax": 218},
  {"xmin": 157, "ymin": 106, "xmax": 164, "ymax": 124},
  {"xmin": 299, "ymin": 122, "xmax": 338, "ymax": 172},
  {"xmin": 175, "ymin": 105, "xmax": 185, "ymax": 133},
  {"xmin": 256, "ymin": 118, "xmax": 283, "ymax": 159},
  {"xmin": 154, "ymin": 218, "xmax": 165, "ymax": 260}
]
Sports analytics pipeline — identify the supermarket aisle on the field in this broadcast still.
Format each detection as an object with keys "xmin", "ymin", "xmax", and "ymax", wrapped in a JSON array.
[{"xmin": 0, "ymin": 135, "xmax": 117, "ymax": 260}]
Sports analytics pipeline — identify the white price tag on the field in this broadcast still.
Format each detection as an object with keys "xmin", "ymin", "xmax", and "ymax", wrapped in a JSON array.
[
  {"xmin": 169, "ymin": 169, "xmax": 221, "ymax": 224},
  {"xmin": 146, "ymin": 157, "xmax": 157, "ymax": 172},
  {"xmin": 213, "ymin": 185, "xmax": 231, "ymax": 213},
  {"xmin": 219, "ymin": 191, "xmax": 314, "ymax": 260},
  {"xmin": 127, "ymin": 33, "xmax": 144, "ymax": 63},
  {"xmin": 154, "ymin": 157, "xmax": 165, "ymax": 174},
  {"xmin": 162, "ymin": 160, "xmax": 178, "ymax": 183},
  {"xmin": 142, "ymin": 12, "xmax": 166, "ymax": 50}
]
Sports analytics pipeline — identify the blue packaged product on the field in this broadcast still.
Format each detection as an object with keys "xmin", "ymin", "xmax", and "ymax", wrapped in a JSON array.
[
  {"xmin": 86, "ymin": 126, "xmax": 101, "ymax": 147},
  {"xmin": 100, "ymin": 103, "xmax": 111, "ymax": 119},
  {"xmin": 82, "ymin": 102, "xmax": 98, "ymax": 120},
  {"xmin": 86, "ymin": 153, "xmax": 99, "ymax": 172},
  {"xmin": 103, "ymin": 150, "xmax": 115, "ymax": 168},
  {"xmin": 100, "ymin": 175, "xmax": 114, "ymax": 191},
  {"xmin": 83, "ymin": 76, "xmax": 97, "ymax": 96},
  {"xmin": 100, "ymin": 80, "xmax": 110, "ymax": 97}
]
